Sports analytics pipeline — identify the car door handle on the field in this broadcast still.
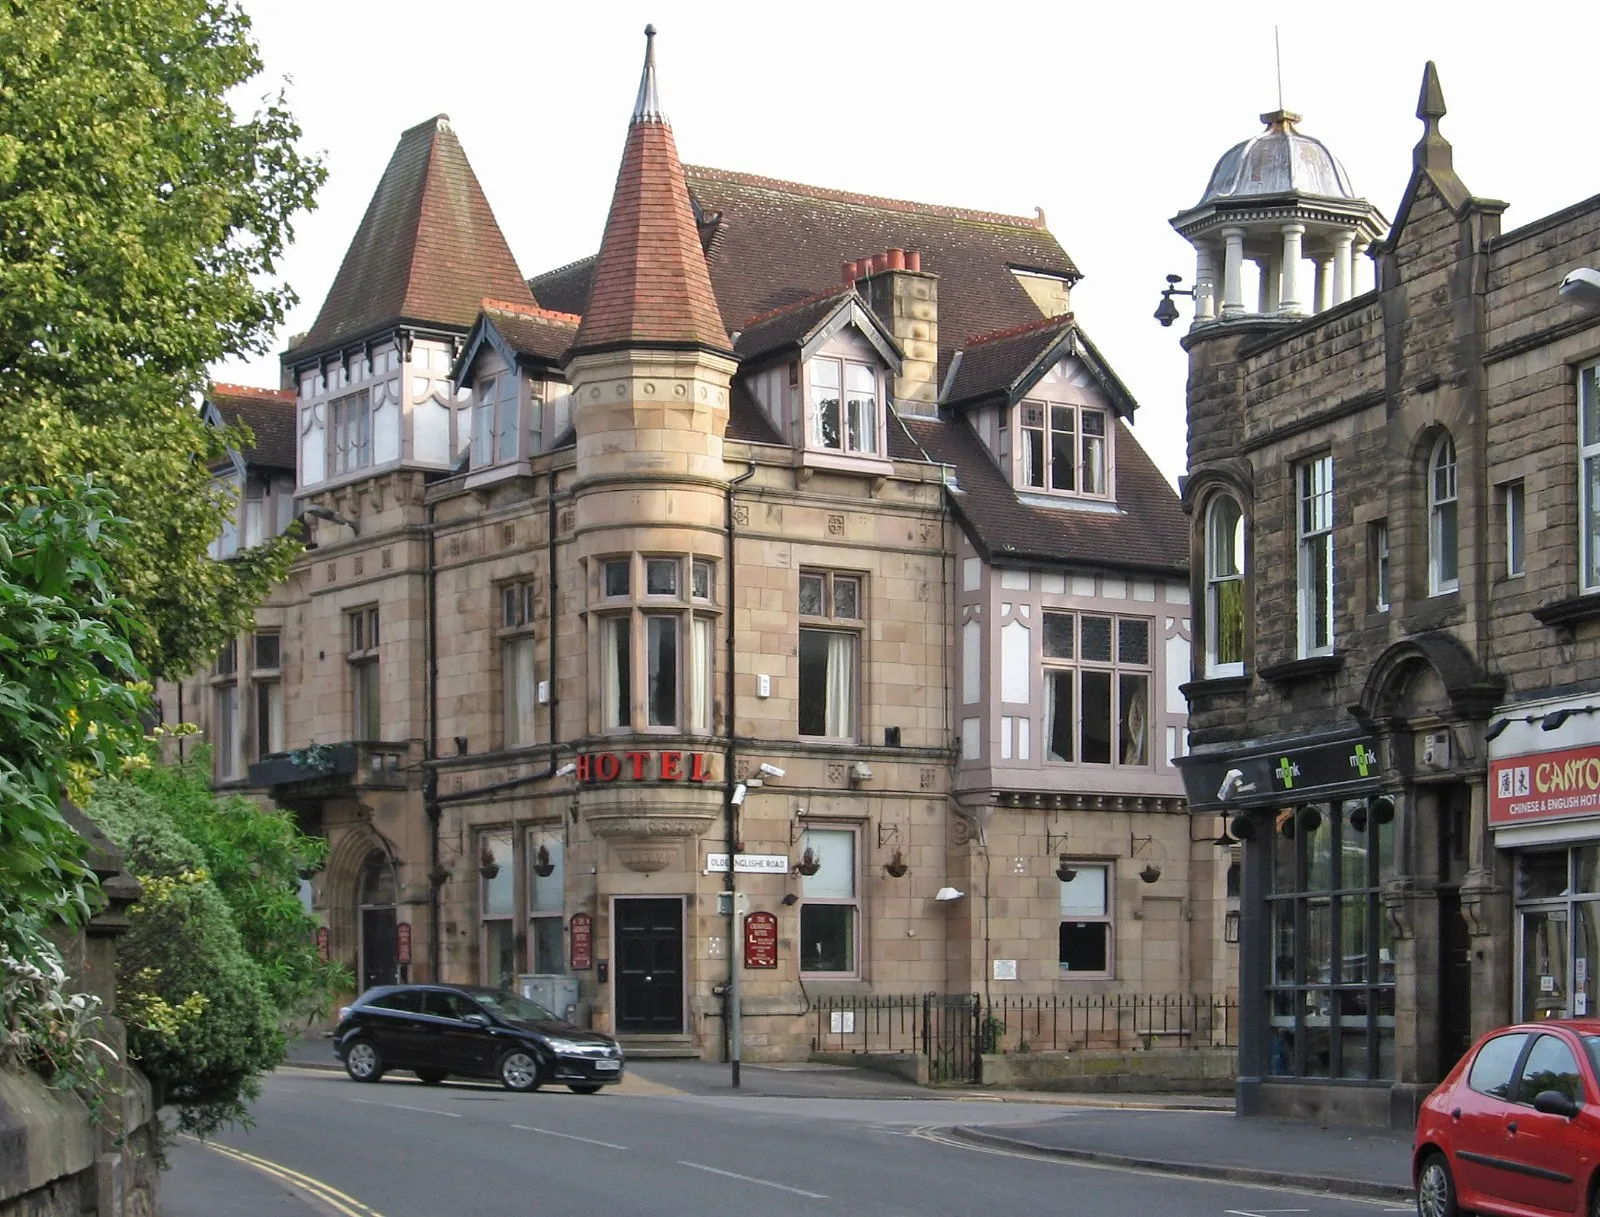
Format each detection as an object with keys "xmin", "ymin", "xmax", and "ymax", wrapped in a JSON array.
[
  {"xmin": 1507, "ymin": 1121, "xmax": 1518, "ymax": 1134},
  {"xmin": 1450, "ymin": 1108, "xmax": 1461, "ymax": 1121}
]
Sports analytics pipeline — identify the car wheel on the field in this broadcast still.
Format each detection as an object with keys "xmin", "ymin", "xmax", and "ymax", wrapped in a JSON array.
[
  {"xmin": 499, "ymin": 1049, "xmax": 543, "ymax": 1092},
  {"xmin": 1415, "ymin": 1151, "xmax": 1458, "ymax": 1217},
  {"xmin": 567, "ymin": 1083, "xmax": 603, "ymax": 1095},
  {"xmin": 416, "ymin": 1071, "xmax": 447, "ymax": 1085},
  {"xmin": 344, "ymin": 1038, "xmax": 385, "ymax": 1084}
]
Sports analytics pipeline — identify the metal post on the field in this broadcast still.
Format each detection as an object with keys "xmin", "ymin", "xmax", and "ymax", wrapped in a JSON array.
[{"xmin": 731, "ymin": 898, "xmax": 742, "ymax": 1088}]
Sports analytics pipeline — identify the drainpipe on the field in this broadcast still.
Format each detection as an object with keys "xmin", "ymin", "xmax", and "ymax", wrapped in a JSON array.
[
  {"xmin": 725, "ymin": 460, "xmax": 757, "ymax": 1089},
  {"xmin": 425, "ymin": 498, "xmax": 442, "ymax": 980}
]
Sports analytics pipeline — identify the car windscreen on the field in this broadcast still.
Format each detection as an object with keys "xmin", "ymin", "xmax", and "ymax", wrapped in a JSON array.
[
  {"xmin": 472, "ymin": 990, "xmax": 556, "ymax": 1023},
  {"xmin": 1582, "ymin": 1035, "xmax": 1600, "ymax": 1080}
]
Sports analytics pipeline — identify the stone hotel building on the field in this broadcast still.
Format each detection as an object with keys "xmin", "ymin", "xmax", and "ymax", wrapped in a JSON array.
[
  {"xmin": 1171, "ymin": 64, "xmax": 1600, "ymax": 1124},
  {"xmin": 170, "ymin": 30, "xmax": 1230, "ymax": 1060}
]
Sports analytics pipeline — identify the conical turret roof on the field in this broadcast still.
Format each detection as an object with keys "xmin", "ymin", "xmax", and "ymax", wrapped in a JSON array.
[
  {"xmin": 567, "ymin": 27, "xmax": 731, "ymax": 359},
  {"xmin": 296, "ymin": 115, "xmax": 533, "ymax": 358}
]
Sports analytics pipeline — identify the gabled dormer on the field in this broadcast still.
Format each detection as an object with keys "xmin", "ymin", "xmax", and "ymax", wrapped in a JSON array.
[
  {"xmin": 202, "ymin": 384, "xmax": 298, "ymax": 558},
  {"xmin": 732, "ymin": 287, "xmax": 902, "ymax": 471},
  {"xmin": 283, "ymin": 115, "xmax": 534, "ymax": 495},
  {"xmin": 943, "ymin": 316, "xmax": 1137, "ymax": 508},
  {"xmin": 451, "ymin": 300, "xmax": 581, "ymax": 485}
]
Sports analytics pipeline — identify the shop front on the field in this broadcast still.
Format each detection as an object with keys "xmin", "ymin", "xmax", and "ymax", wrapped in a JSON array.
[
  {"xmin": 1488, "ymin": 702, "xmax": 1600, "ymax": 1025},
  {"xmin": 1181, "ymin": 727, "xmax": 1398, "ymax": 1119}
]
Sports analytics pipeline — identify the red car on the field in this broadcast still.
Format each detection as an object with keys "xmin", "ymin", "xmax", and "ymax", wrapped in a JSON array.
[{"xmin": 1414, "ymin": 1020, "xmax": 1600, "ymax": 1217}]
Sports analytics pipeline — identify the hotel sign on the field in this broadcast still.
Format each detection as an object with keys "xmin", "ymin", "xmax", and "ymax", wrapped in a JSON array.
[
  {"xmin": 576, "ymin": 750, "xmax": 716, "ymax": 783},
  {"xmin": 1490, "ymin": 744, "xmax": 1600, "ymax": 827}
]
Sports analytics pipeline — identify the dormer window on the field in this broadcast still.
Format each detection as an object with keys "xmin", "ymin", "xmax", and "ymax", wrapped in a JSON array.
[
  {"xmin": 472, "ymin": 373, "xmax": 520, "ymax": 467},
  {"xmin": 1020, "ymin": 401, "xmax": 1108, "ymax": 496},
  {"xmin": 808, "ymin": 357, "xmax": 880, "ymax": 455}
]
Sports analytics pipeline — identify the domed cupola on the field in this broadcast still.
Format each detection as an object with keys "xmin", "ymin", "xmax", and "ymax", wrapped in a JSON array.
[{"xmin": 1170, "ymin": 109, "xmax": 1386, "ymax": 326}]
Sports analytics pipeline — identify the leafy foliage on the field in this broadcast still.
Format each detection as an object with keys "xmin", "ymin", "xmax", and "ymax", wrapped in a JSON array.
[
  {"xmin": 89, "ymin": 780, "xmax": 282, "ymax": 1137},
  {"xmin": 0, "ymin": 0, "xmax": 322, "ymax": 678}
]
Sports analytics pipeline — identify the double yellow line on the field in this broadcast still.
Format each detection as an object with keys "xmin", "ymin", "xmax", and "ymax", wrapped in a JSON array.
[{"xmin": 188, "ymin": 1138, "xmax": 386, "ymax": 1217}]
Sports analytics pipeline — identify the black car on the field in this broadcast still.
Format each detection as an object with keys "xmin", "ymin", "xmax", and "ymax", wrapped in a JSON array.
[{"xmin": 332, "ymin": 984, "xmax": 624, "ymax": 1093}]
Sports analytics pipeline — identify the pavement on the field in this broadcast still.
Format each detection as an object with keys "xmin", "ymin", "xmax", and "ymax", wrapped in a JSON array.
[{"xmin": 279, "ymin": 1032, "xmax": 1413, "ymax": 1200}]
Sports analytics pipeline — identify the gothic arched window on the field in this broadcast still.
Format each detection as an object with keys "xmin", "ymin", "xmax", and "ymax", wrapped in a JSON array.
[
  {"xmin": 1204, "ymin": 494, "xmax": 1246, "ymax": 677},
  {"xmin": 1429, "ymin": 434, "xmax": 1459, "ymax": 595}
]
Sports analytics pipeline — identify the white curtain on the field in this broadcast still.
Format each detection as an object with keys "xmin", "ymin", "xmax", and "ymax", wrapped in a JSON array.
[
  {"xmin": 690, "ymin": 617, "xmax": 712, "ymax": 732},
  {"xmin": 505, "ymin": 638, "xmax": 537, "ymax": 745},
  {"xmin": 825, "ymin": 633, "xmax": 855, "ymax": 737},
  {"xmin": 602, "ymin": 617, "xmax": 630, "ymax": 728}
]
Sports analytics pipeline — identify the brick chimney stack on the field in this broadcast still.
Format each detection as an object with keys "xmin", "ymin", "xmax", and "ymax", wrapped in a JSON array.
[{"xmin": 853, "ymin": 250, "xmax": 938, "ymax": 418}]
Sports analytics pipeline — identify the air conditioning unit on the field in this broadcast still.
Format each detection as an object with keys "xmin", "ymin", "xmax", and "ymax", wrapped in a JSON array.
[{"xmin": 1422, "ymin": 730, "xmax": 1452, "ymax": 770}]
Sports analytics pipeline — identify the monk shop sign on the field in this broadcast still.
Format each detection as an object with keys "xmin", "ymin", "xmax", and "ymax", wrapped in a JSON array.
[
  {"xmin": 1490, "ymin": 744, "xmax": 1600, "ymax": 827},
  {"xmin": 744, "ymin": 911, "xmax": 778, "ymax": 969},
  {"xmin": 576, "ymin": 750, "xmax": 715, "ymax": 783},
  {"xmin": 569, "ymin": 912, "xmax": 593, "ymax": 970}
]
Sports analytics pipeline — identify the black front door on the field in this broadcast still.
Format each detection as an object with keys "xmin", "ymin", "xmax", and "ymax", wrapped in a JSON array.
[
  {"xmin": 615, "ymin": 898, "xmax": 683, "ymax": 1034},
  {"xmin": 361, "ymin": 905, "xmax": 397, "ymax": 992},
  {"xmin": 1438, "ymin": 889, "xmax": 1473, "ymax": 1074}
]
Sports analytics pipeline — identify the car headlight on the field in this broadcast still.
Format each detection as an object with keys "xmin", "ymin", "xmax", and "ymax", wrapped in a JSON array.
[{"xmin": 542, "ymin": 1037, "xmax": 583, "ymax": 1054}]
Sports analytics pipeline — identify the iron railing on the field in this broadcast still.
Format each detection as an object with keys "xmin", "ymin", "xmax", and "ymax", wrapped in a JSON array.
[{"xmin": 811, "ymin": 992, "xmax": 1237, "ymax": 1083}]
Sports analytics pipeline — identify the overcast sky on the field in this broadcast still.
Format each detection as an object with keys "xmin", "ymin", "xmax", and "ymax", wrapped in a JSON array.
[{"xmin": 213, "ymin": 1, "xmax": 1600, "ymax": 486}]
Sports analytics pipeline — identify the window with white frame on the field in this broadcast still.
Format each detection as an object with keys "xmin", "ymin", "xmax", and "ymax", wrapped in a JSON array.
[
  {"xmin": 1505, "ymin": 481, "xmax": 1526, "ymax": 578},
  {"xmin": 807, "ymin": 356, "xmax": 880, "ymax": 455},
  {"xmin": 1372, "ymin": 522, "xmax": 1391, "ymax": 612},
  {"xmin": 527, "ymin": 829, "xmax": 565, "ymax": 974},
  {"xmin": 1059, "ymin": 862, "xmax": 1112, "ymax": 974},
  {"xmin": 241, "ymin": 480, "xmax": 267, "ymax": 549},
  {"xmin": 1429, "ymin": 434, "xmax": 1459, "ymax": 595},
  {"xmin": 472, "ymin": 373, "xmax": 520, "ymax": 467},
  {"xmin": 1204, "ymin": 494, "xmax": 1245, "ymax": 676},
  {"xmin": 253, "ymin": 631, "xmax": 283, "ymax": 761},
  {"xmin": 596, "ymin": 555, "xmax": 715, "ymax": 734},
  {"xmin": 329, "ymin": 389, "xmax": 373, "ymax": 474},
  {"xmin": 213, "ymin": 638, "xmax": 240, "ymax": 780},
  {"xmin": 348, "ymin": 606, "xmax": 381, "ymax": 739},
  {"xmin": 479, "ymin": 829, "xmax": 515, "ymax": 989},
  {"xmin": 1296, "ymin": 455, "xmax": 1334, "ymax": 657},
  {"xmin": 1583, "ymin": 362, "xmax": 1600, "ymax": 591},
  {"xmin": 798, "ymin": 571, "xmax": 861, "ymax": 740},
  {"xmin": 1041, "ymin": 612, "xmax": 1151, "ymax": 767},
  {"xmin": 798, "ymin": 826, "xmax": 858, "ymax": 975},
  {"xmin": 1020, "ymin": 402, "xmax": 1108, "ymax": 496},
  {"xmin": 500, "ymin": 580, "xmax": 538, "ymax": 748}
]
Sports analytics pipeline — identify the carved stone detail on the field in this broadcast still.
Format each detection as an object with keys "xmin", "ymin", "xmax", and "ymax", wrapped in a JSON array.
[{"xmin": 610, "ymin": 842, "xmax": 679, "ymax": 874}]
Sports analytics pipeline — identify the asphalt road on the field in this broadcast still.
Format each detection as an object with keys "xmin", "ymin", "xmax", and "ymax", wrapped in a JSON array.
[{"xmin": 163, "ymin": 1066, "xmax": 1416, "ymax": 1217}]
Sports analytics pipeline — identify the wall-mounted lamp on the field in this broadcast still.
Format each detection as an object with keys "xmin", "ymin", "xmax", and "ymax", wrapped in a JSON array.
[
  {"xmin": 933, "ymin": 886, "xmax": 965, "ymax": 902},
  {"xmin": 1153, "ymin": 273, "xmax": 1196, "ymax": 328},
  {"xmin": 1485, "ymin": 718, "xmax": 1511, "ymax": 742},
  {"xmin": 1543, "ymin": 708, "xmax": 1580, "ymax": 732},
  {"xmin": 781, "ymin": 893, "xmax": 798, "ymax": 907},
  {"xmin": 302, "ymin": 503, "xmax": 361, "ymax": 535}
]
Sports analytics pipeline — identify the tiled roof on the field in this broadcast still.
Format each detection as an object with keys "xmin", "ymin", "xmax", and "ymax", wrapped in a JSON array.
[
  {"xmin": 943, "ymin": 315, "xmax": 1075, "ymax": 405},
  {"xmin": 530, "ymin": 167, "xmax": 1081, "ymax": 379},
  {"xmin": 902, "ymin": 413, "xmax": 1187, "ymax": 576},
  {"xmin": 567, "ymin": 35, "xmax": 730, "ymax": 358},
  {"xmin": 296, "ymin": 116, "xmax": 532, "ymax": 360},
  {"xmin": 482, "ymin": 300, "xmax": 580, "ymax": 364},
  {"xmin": 207, "ymin": 383, "xmax": 297, "ymax": 471}
]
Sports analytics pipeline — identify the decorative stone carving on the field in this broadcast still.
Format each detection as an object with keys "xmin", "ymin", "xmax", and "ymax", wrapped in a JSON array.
[
  {"xmin": 588, "ymin": 811, "xmax": 717, "ymax": 873},
  {"xmin": 610, "ymin": 842, "xmax": 679, "ymax": 873}
]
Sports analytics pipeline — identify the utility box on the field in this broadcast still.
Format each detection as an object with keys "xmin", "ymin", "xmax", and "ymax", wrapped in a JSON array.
[{"xmin": 518, "ymin": 974, "xmax": 580, "ymax": 1024}]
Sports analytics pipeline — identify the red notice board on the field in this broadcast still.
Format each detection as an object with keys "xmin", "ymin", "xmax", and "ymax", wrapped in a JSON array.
[{"xmin": 744, "ymin": 910, "xmax": 778, "ymax": 969}]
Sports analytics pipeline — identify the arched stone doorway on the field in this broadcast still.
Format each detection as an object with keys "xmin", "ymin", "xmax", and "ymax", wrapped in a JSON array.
[{"xmin": 358, "ymin": 849, "xmax": 398, "ymax": 992}]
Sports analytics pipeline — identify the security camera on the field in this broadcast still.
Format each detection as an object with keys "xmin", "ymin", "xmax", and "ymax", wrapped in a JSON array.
[
  {"xmin": 1560, "ymin": 268, "xmax": 1600, "ymax": 313},
  {"xmin": 757, "ymin": 763, "xmax": 785, "ymax": 779},
  {"xmin": 1217, "ymin": 768, "xmax": 1245, "ymax": 801},
  {"xmin": 730, "ymin": 783, "xmax": 748, "ymax": 807},
  {"xmin": 553, "ymin": 762, "xmax": 577, "ymax": 778}
]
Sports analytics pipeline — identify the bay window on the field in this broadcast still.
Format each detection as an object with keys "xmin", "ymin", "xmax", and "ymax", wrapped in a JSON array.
[
  {"xmin": 1204, "ymin": 494, "xmax": 1245, "ymax": 676},
  {"xmin": 798, "ymin": 827, "xmax": 858, "ymax": 975},
  {"xmin": 472, "ymin": 373, "xmax": 521, "ymax": 467},
  {"xmin": 1041, "ymin": 612, "xmax": 1151, "ymax": 767},
  {"xmin": 798, "ymin": 570, "xmax": 861, "ymax": 740},
  {"xmin": 1296, "ymin": 455, "xmax": 1334, "ymax": 657},
  {"xmin": 595, "ymin": 554, "xmax": 716, "ymax": 735},
  {"xmin": 330, "ymin": 389, "xmax": 373, "ymax": 474},
  {"xmin": 1428, "ymin": 434, "xmax": 1459, "ymax": 595},
  {"xmin": 1020, "ymin": 402, "xmax": 1108, "ymax": 496}
]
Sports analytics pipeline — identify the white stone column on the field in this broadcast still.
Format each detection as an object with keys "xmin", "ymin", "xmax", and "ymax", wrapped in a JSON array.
[
  {"xmin": 1259, "ymin": 255, "xmax": 1281, "ymax": 314},
  {"xmin": 1316, "ymin": 258, "xmax": 1334, "ymax": 312},
  {"xmin": 1221, "ymin": 227, "xmax": 1246, "ymax": 317},
  {"xmin": 1194, "ymin": 244, "xmax": 1217, "ymax": 322},
  {"xmin": 1353, "ymin": 241, "xmax": 1370, "ymax": 297},
  {"xmin": 1279, "ymin": 223, "xmax": 1305, "ymax": 315},
  {"xmin": 1332, "ymin": 233, "xmax": 1355, "ymax": 304}
]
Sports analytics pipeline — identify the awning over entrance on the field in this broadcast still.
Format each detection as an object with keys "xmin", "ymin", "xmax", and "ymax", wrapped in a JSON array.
[{"xmin": 1177, "ymin": 725, "xmax": 1384, "ymax": 812}]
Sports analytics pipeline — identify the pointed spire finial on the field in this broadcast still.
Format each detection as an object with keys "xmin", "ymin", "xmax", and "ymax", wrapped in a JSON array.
[
  {"xmin": 633, "ymin": 23, "xmax": 666, "ymax": 124},
  {"xmin": 1413, "ymin": 60, "xmax": 1453, "ymax": 176},
  {"xmin": 1417, "ymin": 60, "xmax": 1446, "ymax": 124}
]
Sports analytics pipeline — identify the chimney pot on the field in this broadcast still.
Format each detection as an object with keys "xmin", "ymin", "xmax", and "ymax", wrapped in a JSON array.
[
  {"xmin": 886, "ymin": 248, "xmax": 906, "ymax": 270},
  {"xmin": 905, "ymin": 250, "xmax": 921, "ymax": 272},
  {"xmin": 843, "ymin": 260, "xmax": 859, "ymax": 283}
]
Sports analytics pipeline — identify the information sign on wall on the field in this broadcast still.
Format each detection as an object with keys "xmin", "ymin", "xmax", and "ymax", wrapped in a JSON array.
[
  {"xmin": 744, "ymin": 910, "xmax": 778, "ymax": 969},
  {"xmin": 1490, "ymin": 743, "xmax": 1600, "ymax": 826},
  {"xmin": 570, "ymin": 912, "xmax": 593, "ymax": 970},
  {"xmin": 396, "ymin": 922, "xmax": 412, "ymax": 965}
]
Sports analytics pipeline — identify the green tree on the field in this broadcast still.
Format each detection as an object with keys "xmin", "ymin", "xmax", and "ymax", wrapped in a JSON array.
[{"xmin": 0, "ymin": 0, "xmax": 323, "ymax": 678}]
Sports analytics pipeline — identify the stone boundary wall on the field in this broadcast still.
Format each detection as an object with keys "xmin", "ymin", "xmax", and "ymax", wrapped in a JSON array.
[{"xmin": 810, "ymin": 1046, "xmax": 1237, "ymax": 1093}]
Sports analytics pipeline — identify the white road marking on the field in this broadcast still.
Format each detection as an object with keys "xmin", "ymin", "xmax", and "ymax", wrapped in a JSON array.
[
  {"xmin": 1224, "ymin": 1210, "xmax": 1311, "ymax": 1217},
  {"xmin": 678, "ymin": 1160, "xmax": 830, "ymax": 1199},
  {"xmin": 343, "ymin": 1097, "xmax": 461, "ymax": 1117},
  {"xmin": 511, "ymin": 1125, "xmax": 627, "ymax": 1150}
]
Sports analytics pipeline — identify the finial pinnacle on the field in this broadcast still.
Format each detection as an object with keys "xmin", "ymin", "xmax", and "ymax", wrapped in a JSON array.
[
  {"xmin": 1417, "ymin": 60, "xmax": 1446, "ymax": 123},
  {"xmin": 632, "ymin": 23, "xmax": 666, "ymax": 123}
]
